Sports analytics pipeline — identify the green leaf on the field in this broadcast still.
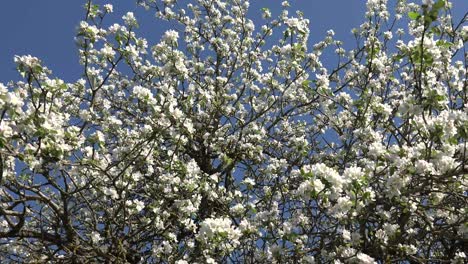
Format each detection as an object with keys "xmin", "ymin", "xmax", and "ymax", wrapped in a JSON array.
[
  {"xmin": 33, "ymin": 65, "xmax": 43, "ymax": 74},
  {"xmin": 115, "ymin": 34, "xmax": 123, "ymax": 45},
  {"xmin": 448, "ymin": 137, "xmax": 458, "ymax": 145},
  {"xmin": 293, "ymin": 43, "xmax": 303, "ymax": 53},
  {"xmin": 430, "ymin": 27, "xmax": 442, "ymax": 35},
  {"xmin": 363, "ymin": 192, "xmax": 371, "ymax": 201},
  {"xmin": 425, "ymin": 10, "xmax": 438, "ymax": 26},
  {"xmin": 433, "ymin": 0, "xmax": 445, "ymax": 10},
  {"xmin": 436, "ymin": 40, "xmax": 453, "ymax": 48},
  {"xmin": 367, "ymin": 45, "xmax": 380, "ymax": 59},
  {"xmin": 423, "ymin": 52, "xmax": 434, "ymax": 66},
  {"xmin": 352, "ymin": 179, "xmax": 361, "ymax": 189},
  {"xmin": 394, "ymin": 54, "xmax": 405, "ymax": 61},
  {"xmin": 408, "ymin": 11, "xmax": 420, "ymax": 20}
]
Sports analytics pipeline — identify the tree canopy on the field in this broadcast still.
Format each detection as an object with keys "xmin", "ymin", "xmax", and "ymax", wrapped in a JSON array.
[{"xmin": 0, "ymin": 0, "xmax": 467, "ymax": 263}]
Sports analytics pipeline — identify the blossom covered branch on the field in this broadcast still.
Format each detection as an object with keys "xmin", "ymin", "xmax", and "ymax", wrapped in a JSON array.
[{"xmin": 0, "ymin": 0, "xmax": 467, "ymax": 263}]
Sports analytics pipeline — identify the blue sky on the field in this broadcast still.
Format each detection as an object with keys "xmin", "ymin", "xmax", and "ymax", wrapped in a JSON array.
[{"xmin": 0, "ymin": 0, "xmax": 466, "ymax": 83}]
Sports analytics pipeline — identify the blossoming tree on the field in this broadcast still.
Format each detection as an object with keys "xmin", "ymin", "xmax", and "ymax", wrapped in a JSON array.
[{"xmin": 0, "ymin": 0, "xmax": 467, "ymax": 262}]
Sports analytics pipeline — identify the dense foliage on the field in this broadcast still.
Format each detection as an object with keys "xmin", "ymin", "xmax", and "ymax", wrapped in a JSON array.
[{"xmin": 0, "ymin": 0, "xmax": 467, "ymax": 263}]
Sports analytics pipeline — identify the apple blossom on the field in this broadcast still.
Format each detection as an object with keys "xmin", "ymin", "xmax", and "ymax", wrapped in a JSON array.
[{"xmin": 0, "ymin": 0, "xmax": 466, "ymax": 263}]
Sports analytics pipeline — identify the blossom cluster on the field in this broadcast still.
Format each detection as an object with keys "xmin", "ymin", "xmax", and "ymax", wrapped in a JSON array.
[{"xmin": 0, "ymin": 0, "xmax": 466, "ymax": 263}]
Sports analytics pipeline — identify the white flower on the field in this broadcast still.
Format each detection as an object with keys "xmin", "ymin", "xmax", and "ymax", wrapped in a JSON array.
[
  {"xmin": 163, "ymin": 30, "xmax": 179, "ymax": 43},
  {"xmin": 375, "ymin": 229, "xmax": 388, "ymax": 243},
  {"xmin": 0, "ymin": 83, "xmax": 7, "ymax": 95},
  {"xmin": 342, "ymin": 229, "xmax": 351, "ymax": 241},
  {"xmin": 238, "ymin": 219, "xmax": 253, "ymax": 233},
  {"xmin": 452, "ymin": 251, "xmax": 467, "ymax": 264},
  {"xmin": 342, "ymin": 247, "xmax": 357, "ymax": 258},
  {"xmin": 108, "ymin": 23, "xmax": 122, "ymax": 34},
  {"xmin": 183, "ymin": 121, "xmax": 194, "ymax": 134},
  {"xmin": 123, "ymin": 12, "xmax": 137, "ymax": 27},
  {"xmin": 434, "ymin": 155, "xmax": 456, "ymax": 173},
  {"xmin": 243, "ymin": 177, "xmax": 255, "ymax": 186},
  {"xmin": 384, "ymin": 31, "xmax": 393, "ymax": 40},
  {"xmin": 356, "ymin": 252, "xmax": 376, "ymax": 264},
  {"xmin": 126, "ymin": 199, "xmax": 145, "ymax": 212},
  {"xmin": 174, "ymin": 57, "xmax": 187, "ymax": 75},
  {"xmin": 133, "ymin": 85, "xmax": 153, "ymax": 100},
  {"xmin": 262, "ymin": 8, "xmax": 271, "ymax": 19},
  {"xmin": 205, "ymin": 257, "xmax": 216, "ymax": 264},
  {"xmin": 169, "ymin": 104, "xmax": 183, "ymax": 119},
  {"xmin": 103, "ymin": 4, "xmax": 113, "ymax": 13},
  {"xmin": 103, "ymin": 187, "xmax": 119, "ymax": 199},
  {"xmin": 311, "ymin": 163, "xmax": 344, "ymax": 189},
  {"xmin": 186, "ymin": 160, "xmax": 200, "ymax": 175},
  {"xmin": 0, "ymin": 123, "xmax": 13, "ymax": 138},
  {"xmin": 100, "ymin": 44, "xmax": 115, "ymax": 58},
  {"xmin": 343, "ymin": 166, "xmax": 363, "ymax": 181},
  {"xmin": 368, "ymin": 142, "xmax": 385, "ymax": 158},
  {"xmin": 230, "ymin": 204, "xmax": 245, "ymax": 214},
  {"xmin": 285, "ymin": 18, "xmax": 308, "ymax": 33},
  {"xmin": 399, "ymin": 244, "xmax": 417, "ymax": 255},
  {"xmin": 383, "ymin": 223, "xmax": 398, "ymax": 236},
  {"xmin": 14, "ymin": 55, "xmax": 41, "ymax": 69},
  {"xmin": 78, "ymin": 21, "xmax": 100, "ymax": 39},
  {"xmin": 313, "ymin": 178, "xmax": 324, "ymax": 191},
  {"xmin": 198, "ymin": 217, "xmax": 241, "ymax": 246},
  {"xmin": 316, "ymin": 73, "xmax": 330, "ymax": 89},
  {"xmin": 415, "ymin": 160, "xmax": 434, "ymax": 174},
  {"xmin": 422, "ymin": 0, "xmax": 434, "ymax": 6},
  {"xmin": 302, "ymin": 255, "xmax": 315, "ymax": 263},
  {"xmin": 331, "ymin": 196, "xmax": 353, "ymax": 218},
  {"xmin": 134, "ymin": 200, "xmax": 145, "ymax": 212},
  {"xmin": 90, "ymin": 231, "xmax": 102, "ymax": 244},
  {"xmin": 5, "ymin": 93, "xmax": 22, "ymax": 106}
]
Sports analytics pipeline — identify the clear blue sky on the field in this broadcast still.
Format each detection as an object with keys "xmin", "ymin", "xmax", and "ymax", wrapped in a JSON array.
[{"xmin": 0, "ymin": 1, "xmax": 466, "ymax": 83}]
